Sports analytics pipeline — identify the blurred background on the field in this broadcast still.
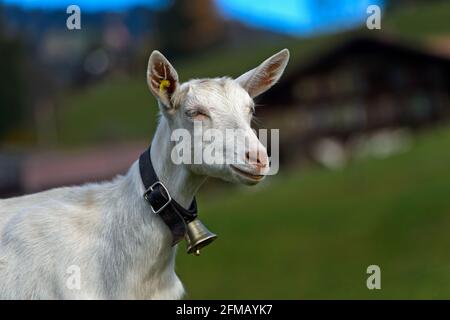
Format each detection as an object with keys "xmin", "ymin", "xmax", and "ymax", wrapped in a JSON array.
[{"xmin": 1, "ymin": 0, "xmax": 450, "ymax": 298}]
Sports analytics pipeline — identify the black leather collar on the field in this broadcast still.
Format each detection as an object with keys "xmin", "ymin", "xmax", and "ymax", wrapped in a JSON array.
[{"xmin": 139, "ymin": 146, "xmax": 198, "ymax": 245}]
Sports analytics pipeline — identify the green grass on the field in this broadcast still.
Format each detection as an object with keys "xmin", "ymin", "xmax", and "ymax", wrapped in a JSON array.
[
  {"xmin": 384, "ymin": 1, "xmax": 450, "ymax": 40},
  {"xmin": 177, "ymin": 125, "xmax": 450, "ymax": 299},
  {"xmin": 57, "ymin": 76, "xmax": 156, "ymax": 146}
]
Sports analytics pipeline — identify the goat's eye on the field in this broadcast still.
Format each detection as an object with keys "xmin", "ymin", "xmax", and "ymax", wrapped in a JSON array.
[
  {"xmin": 185, "ymin": 109, "xmax": 208, "ymax": 120},
  {"xmin": 185, "ymin": 110, "xmax": 198, "ymax": 117}
]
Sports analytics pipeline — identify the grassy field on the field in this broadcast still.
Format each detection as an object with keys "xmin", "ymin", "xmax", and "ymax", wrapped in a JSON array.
[{"xmin": 177, "ymin": 125, "xmax": 450, "ymax": 299}]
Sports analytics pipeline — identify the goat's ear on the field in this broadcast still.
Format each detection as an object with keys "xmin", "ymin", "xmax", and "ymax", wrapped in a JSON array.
[
  {"xmin": 236, "ymin": 48, "xmax": 290, "ymax": 98},
  {"xmin": 147, "ymin": 50, "xmax": 179, "ymax": 111}
]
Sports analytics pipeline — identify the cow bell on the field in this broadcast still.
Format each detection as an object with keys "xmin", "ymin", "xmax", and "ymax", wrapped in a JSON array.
[{"xmin": 185, "ymin": 218, "xmax": 217, "ymax": 256}]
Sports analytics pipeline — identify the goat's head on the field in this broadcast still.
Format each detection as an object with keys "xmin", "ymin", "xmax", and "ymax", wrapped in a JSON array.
[{"xmin": 147, "ymin": 49, "xmax": 289, "ymax": 185}]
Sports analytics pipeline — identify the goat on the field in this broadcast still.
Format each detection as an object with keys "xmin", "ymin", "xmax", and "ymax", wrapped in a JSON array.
[{"xmin": 0, "ymin": 49, "xmax": 289, "ymax": 299}]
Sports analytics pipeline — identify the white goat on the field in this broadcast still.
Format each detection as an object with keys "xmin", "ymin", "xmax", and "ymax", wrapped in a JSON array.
[{"xmin": 0, "ymin": 49, "xmax": 289, "ymax": 299}]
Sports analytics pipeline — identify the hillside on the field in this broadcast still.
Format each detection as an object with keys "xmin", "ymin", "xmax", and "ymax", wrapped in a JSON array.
[{"xmin": 56, "ymin": 1, "xmax": 450, "ymax": 146}]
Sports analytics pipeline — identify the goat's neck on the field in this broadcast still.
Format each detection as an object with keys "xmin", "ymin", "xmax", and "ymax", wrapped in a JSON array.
[{"xmin": 150, "ymin": 117, "xmax": 206, "ymax": 208}]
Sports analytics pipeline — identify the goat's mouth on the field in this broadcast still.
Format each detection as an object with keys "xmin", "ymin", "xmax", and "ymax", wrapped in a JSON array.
[{"xmin": 230, "ymin": 165, "xmax": 265, "ymax": 182}]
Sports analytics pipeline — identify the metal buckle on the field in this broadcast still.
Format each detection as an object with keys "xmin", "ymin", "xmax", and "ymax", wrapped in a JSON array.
[{"xmin": 144, "ymin": 181, "xmax": 172, "ymax": 214}]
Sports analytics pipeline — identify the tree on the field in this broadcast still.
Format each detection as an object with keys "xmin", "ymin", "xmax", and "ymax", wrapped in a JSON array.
[
  {"xmin": 0, "ymin": 5, "xmax": 25, "ymax": 139},
  {"xmin": 154, "ymin": 0, "xmax": 225, "ymax": 58}
]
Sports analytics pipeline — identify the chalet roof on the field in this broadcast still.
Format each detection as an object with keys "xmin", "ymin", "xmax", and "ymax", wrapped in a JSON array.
[{"xmin": 260, "ymin": 35, "xmax": 450, "ymax": 105}]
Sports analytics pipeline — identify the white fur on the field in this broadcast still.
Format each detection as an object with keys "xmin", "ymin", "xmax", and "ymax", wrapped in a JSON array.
[{"xmin": 0, "ymin": 49, "xmax": 289, "ymax": 299}]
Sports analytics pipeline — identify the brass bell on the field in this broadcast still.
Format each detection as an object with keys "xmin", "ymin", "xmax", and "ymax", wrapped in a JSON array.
[{"xmin": 185, "ymin": 218, "xmax": 217, "ymax": 256}]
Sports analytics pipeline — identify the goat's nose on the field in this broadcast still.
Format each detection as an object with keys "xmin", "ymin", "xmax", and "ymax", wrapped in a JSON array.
[{"xmin": 245, "ymin": 151, "xmax": 268, "ymax": 169}]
